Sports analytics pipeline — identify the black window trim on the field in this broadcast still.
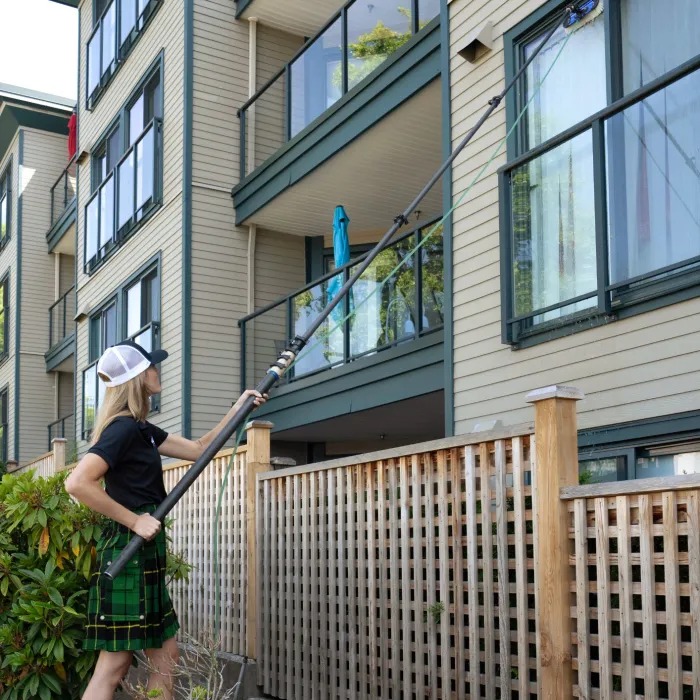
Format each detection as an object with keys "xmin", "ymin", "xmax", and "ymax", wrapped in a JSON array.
[
  {"xmin": 86, "ymin": 0, "xmax": 163, "ymax": 111},
  {"xmin": 0, "ymin": 271, "xmax": 9, "ymax": 365},
  {"xmin": 84, "ymin": 53, "xmax": 164, "ymax": 276},
  {"xmin": 500, "ymin": 1, "xmax": 700, "ymax": 348},
  {"xmin": 0, "ymin": 383, "xmax": 9, "ymax": 465},
  {"xmin": 0, "ymin": 158, "xmax": 12, "ymax": 252},
  {"xmin": 81, "ymin": 252, "xmax": 162, "ymax": 440}
]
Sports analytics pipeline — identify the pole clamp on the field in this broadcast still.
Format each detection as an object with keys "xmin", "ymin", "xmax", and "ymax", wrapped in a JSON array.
[
  {"xmin": 393, "ymin": 213, "xmax": 409, "ymax": 227},
  {"xmin": 488, "ymin": 95, "xmax": 502, "ymax": 107}
]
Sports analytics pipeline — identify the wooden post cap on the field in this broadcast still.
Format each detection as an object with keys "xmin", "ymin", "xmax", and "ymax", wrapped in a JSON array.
[
  {"xmin": 51, "ymin": 438, "xmax": 68, "ymax": 444},
  {"xmin": 245, "ymin": 420, "xmax": 274, "ymax": 431},
  {"xmin": 526, "ymin": 385, "xmax": 585, "ymax": 403}
]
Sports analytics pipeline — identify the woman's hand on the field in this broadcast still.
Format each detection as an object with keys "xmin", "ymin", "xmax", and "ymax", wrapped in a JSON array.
[
  {"xmin": 234, "ymin": 389, "xmax": 268, "ymax": 411},
  {"xmin": 131, "ymin": 513, "xmax": 161, "ymax": 541}
]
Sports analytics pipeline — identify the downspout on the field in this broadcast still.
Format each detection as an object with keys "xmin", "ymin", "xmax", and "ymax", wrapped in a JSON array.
[{"xmin": 247, "ymin": 18, "xmax": 258, "ymax": 325}]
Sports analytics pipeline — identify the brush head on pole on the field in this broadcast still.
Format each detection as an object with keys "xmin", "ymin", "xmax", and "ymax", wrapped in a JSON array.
[{"xmin": 564, "ymin": 0, "xmax": 603, "ymax": 33}]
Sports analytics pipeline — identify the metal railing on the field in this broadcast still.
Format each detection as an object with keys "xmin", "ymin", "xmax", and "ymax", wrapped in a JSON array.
[
  {"xmin": 237, "ymin": 0, "xmax": 439, "ymax": 179},
  {"xmin": 49, "ymin": 157, "xmax": 77, "ymax": 228},
  {"xmin": 48, "ymin": 415, "xmax": 74, "ymax": 452},
  {"xmin": 48, "ymin": 285, "xmax": 76, "ymax": 350},
  {"xmin": 238, "ymin": 217, "xmax": 444, "ymax": 391}
]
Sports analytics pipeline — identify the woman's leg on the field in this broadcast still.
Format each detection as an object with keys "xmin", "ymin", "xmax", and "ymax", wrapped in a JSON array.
[
  {"xmin": 145, "ymin": 635, "xmax": 179, "ymax": 700},
  {"xmin": 82, "ymin": 650, "xmax": 133, "ymax": 700}
]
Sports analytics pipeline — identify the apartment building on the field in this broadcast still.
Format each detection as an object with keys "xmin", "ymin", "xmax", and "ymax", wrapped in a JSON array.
[
  {"xmin": 0, "ymin": 84, "xmax": 74, "ymax": 467},
  {"xmin": 42, "ymin": 0, "xmax": 699, "ymax": 480}
]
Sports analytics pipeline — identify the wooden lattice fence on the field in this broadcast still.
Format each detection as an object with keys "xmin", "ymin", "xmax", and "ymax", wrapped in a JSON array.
[{"xmin": 256, "ymin": 431, "xmax": 540, "ymax": 699}]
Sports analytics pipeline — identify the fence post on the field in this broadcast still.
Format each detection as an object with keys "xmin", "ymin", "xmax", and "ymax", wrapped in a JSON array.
[
  {"xmin": 51, "ymin": 438, "xmax": 67, "ymax": 475},
  {"xmin": 245, "ymin": 420, "xmax": 273, "ymax": 661},
  {"xmin": 527, "ymin": 385, "xmax": 583, "ymax": 700}
]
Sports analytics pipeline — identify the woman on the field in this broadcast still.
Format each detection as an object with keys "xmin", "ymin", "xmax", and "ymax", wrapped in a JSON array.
[{"xmin": 66, "ymin": 340, "xmax": 266, "ymax": 700}]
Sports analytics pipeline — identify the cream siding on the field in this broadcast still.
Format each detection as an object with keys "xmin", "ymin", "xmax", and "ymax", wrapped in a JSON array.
[
  {"xmin": 448, "ymin": 0, "xmax": 700, "ymax": 433},
  {"xmin": 18, "ymin": 130, "xmax": 70, "ymax": 462},
  {"xmin": 59, "ymin": 254, "xmax": 75, "ymax": 296},
  {"xmin": 58, "ymin": 371, "xmax": 76, "ymax": 447},
  {"xmin": 0, "ymin": 133, "xmax": 19, "ymax": 462},
  {"xmin": 75, "ymin": 0, "xmax": 185, "ymax": 453},
  {"xmin": 189, "ymin": 1, "xmax": 303, "ymax": 437}
]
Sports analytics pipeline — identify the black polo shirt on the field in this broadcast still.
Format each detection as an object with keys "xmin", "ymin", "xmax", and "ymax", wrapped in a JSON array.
[{"xmin": 88, "ymin": 416, "xmax": 169, "ymax": 510}]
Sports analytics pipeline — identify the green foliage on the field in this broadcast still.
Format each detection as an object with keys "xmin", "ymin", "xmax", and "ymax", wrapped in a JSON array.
[
  {"xmin": 0, "ymin": 470, "xmax": 191, "ymax": 700},
  {"xmin": 423, "ymin": 601, "xmax": 445, "ymax": 626},
  {"xmin": 579, "ymin": 469, "xmax": 594, "ymax": 485}
]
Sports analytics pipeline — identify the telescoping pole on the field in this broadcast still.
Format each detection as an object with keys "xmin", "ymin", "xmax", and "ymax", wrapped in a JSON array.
[{"xmin": 105, "ymin": 2, "xmax": 585, "ymax": 580}]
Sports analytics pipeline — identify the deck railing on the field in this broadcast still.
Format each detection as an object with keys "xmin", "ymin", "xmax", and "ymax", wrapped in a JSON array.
[
  {"xmin": 238, "ymin": 217, "xmax": 444, "ymax": 390},
  {"xmin": 48, "ymin": 285, "xmax": 76, "ymax": 349},
  {"xmin": 49, "ymin": 157, "xmax": 77, "ymax": 228},
  {"xmin": 47, "ymin": 415, "xmax": 74, "ymax": 451}
]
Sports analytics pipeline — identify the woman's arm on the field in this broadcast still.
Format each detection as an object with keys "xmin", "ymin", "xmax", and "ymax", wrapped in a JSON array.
[
  {"xmin": 65, "ymin": 455, "xmax": 161, "ymax": 540},
  {"xmin": 158, "ymin": 389, "xmax": 267, "ymax": 461}
]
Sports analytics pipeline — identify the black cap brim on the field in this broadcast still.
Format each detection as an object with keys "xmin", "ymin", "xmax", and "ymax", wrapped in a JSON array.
[{"xmin": 150, "ymin": 349, "xmax": 169, "ymax": 364}]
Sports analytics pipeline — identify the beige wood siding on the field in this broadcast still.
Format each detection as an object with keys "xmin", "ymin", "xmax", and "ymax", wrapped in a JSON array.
[
  {"xmin": 448, "ymin": 0, "xmax": 700, "ymax": 433},
  {"xmin": 59, "ymin": 254, "xmax": 75, "ymax": 297},
  {"xmin": 0, "ymin": 133, "xmax": 19, "ymax": 461},
  {"xmin": 58, "ymin": 371, "xmax": 75, "ymax": 446},
  {"xmin": 75, "ymin": 0, "xmax": 185, "ymax": 454},
  {"xmin": 19, "ymin": 130, "xmax": 70, "ymax": 462},
  {"xmin": 189, "ymin": 2, "xmax": 303, "ymax": 437}
]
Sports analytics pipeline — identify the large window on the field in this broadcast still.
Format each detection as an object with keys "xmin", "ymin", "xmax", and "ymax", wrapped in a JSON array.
[
  {"xmin": 0, "ymin": 164, "xmax": 10, "ymax": 247},
  {"xmin": 501, "ymin": 0, "xmax": 700, "ymax": 345},
  {"xmin": 82, "ymin": 260, "xmax": 160, "ymax": 438},
  {"xmin": 86, "ymin": 0, "xmax": 161, "ymax": 109},
  {"xmin": 0, "ymin": 275, "xmax": 9, "ymax": 360},
  {"xmin": 85, "ymin": 62, "xmax": 162, "ymax": 273}
]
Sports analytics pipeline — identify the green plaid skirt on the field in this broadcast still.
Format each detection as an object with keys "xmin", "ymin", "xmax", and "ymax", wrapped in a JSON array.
[{"xmin": 84, "ymin": 506, "xmax": 179, "ymax": 652}]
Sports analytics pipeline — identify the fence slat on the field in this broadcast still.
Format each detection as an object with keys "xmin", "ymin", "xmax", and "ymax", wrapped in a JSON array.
[
  {"xmin": 337, "ymin": 468, "xmax": 347, "ymax": 700},
  {"xmin": 616, "ymin": 495, "xmax": 633, "ymax": 698},
  {"xmin": 495, "ymin": 440, "xmax": 511, "ymax": 698},
  {"xmin": 366, "ymin": 463, "xmax": 378, "ymax": 700},
  {"xmin": 347, "ymin": 467, "xmax": 357, "ymax": 700},
  {"xmin": 311, "ymin": 473, "xmax": 319, "ymax": 700},
  {"xmin": 574, "ymin": 498, "xmax": 591, "ymax": 699},
  {"xmin": 663, "ymin": 491, "xmax": 681, "ymax": 700},
  {"xmin": 451, "ymin": 448, "xmax": 466, "ymax": 700},
  {"xmin": 465, "ymin": 445, "xmax": 479, "ymax": 700},
  {"xmin": 400, "ymin": 457, "xmax": 412, "ymax": 700},
  {"xmin": 480, "ymin": 442, "xmax": 495, "ymax": 700},
  {"xmin": 595, "ymin": 497, "xmax": 612, "ymax": 700},
  {"xmin": 412, "ymin": 454, "xmax": 426, "ymax": 700},
  {"xmin": 320, "ymin": 470, "xmax": 329, "ymax": 700},
  {"xmin": 639, "ymin": 494, "xmax": 659, "ymax": 700},
  {"xmin": 287, "ymin": 476, "xmax": 294, "ymax": 700},
  {"xmin": 270, "ymin": 478, "xmax": 279, "ymax": 698},
  {"xmin": 259, "ymin": 477, "xmax": 268, "ymax": 688},
  {"xmin": 357, "ymin": 466, "xmax": 367, "ymax": 700},
  {"xmin": 378, "ymin": 461, "xmax": 389, "ymax": 700},
  {"xmin": 303, "ymin": 474, "xmax": 311, "ymax": 699},
  {"xmin": 437, "ymin": 450, "xmax": 451, "ymax": 698},
  {"xmin": 687, "ymin": 491, "xmax": 700, "ymax": 700},
  {"xmin": 425, "ymin": 453, "xmax": 439, "ymax": 694},
  {"xmin": 388, "ymin": 463, "xmax": 400, "ymax": 700}
]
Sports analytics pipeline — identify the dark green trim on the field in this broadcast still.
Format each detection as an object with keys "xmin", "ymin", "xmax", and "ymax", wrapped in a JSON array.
[
  {"xmin": 46, "ymin": 198, "xmax": 77, "ymax": 252},
  {"xmin": 439, "ymin": 0, "xmax": 453, "ymax": 437},
  {"xmin": 578, "ymin": 410, "xmax": 700, "ymax": 453},
  {"xmin": 14, "ymin": 132, "xmax": 22, "ymax": 461},
  {"xmin": 48, "ymin": 0, "xmax": 79, "ymax": 7},
  {"xmin": 74, "ymin": 4, "xmax": 81, "ymax": 448},
  {"xmin": 305, "ymin": 236, "xmax": 324, "ymax": 283},
  {"xmin": 182, "ymin": 0, "xmax": 193, "ymax": 438},
  {"xmin": 255, "ymin": 332, "xmax": 444, "ymax": 434},
  {"xmin": 0, "ymin": 158, "xmax": 12, "ymax": 251},
  {"xmin": 45, "ymin": 332, "xmax": 76, "ymax": 372},
  {"xmin": 234, "ymin": 0, "xmax": 254, "ymax": 19},
  {"xmin": 232, "ymin": 18, "xmax": 441, "ymax": 223}
]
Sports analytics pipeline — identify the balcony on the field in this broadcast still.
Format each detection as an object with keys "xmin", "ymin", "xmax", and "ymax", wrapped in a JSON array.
[
  {"xmin": 46, "ymin": 157, "xmax": 77, "ymax": 254},
  {"xmin": 45, "ymin": 285, "xmax": 75, "ymax": 372},
  {"xmin": 48, "ymin": 415, "xmax": 75, "ymax": 451},
  {"xmin": 240, "ymin": 217, "xmax": 444, "ymax": 435},
  {"xmin": 233, "ymin": 0, "xmax": 441, "ymax": 225}
]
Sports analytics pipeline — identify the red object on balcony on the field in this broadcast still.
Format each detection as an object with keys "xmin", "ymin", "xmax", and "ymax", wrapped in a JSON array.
[{"xmin": 67, "ymin": 112, "xmax": 77, "ymax": 159}]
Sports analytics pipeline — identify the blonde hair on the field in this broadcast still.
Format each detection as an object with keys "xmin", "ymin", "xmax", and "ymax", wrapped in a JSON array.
[{"xmin": 91, "ymin": 371, "xmax": 151, "ymax": 444}]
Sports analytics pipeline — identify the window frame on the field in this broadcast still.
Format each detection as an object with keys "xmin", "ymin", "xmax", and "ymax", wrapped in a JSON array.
[
  {"xmin": 86, "ymin": 0, "xmax": 163, "ymax": 111},
  {"xmin": 84, "ymin": 55, "xmax": 164, "ymax": 275},
  {"xmin": 0, "ymin": 160, "xmax": 12, "ymax": 250},
  {"xmin": 0, "ymin": 273, "xmax": 10, "ymax": 363},
  {"xmin": 0, "ymin": 385, "xmax": 8, "ymax": 465},
  {"xmin": 81, "ymin": 254, "xmax": 162, "ymax": 440},
  {"xmin": 500, "ymin": 0, "xmax": 700, "ymax": 348}
]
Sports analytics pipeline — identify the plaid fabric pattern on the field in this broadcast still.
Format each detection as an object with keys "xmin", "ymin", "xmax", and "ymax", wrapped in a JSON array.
[{"xmin": 83, "ymin": 506, "xmax": 179, "ymax": 651}]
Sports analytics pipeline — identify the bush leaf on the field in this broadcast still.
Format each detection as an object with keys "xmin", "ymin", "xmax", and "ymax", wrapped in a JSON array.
[
  {"xmin": 54, "ymin": 662, "xmax": 66, "ymax": 682},
  {"xmin": 39, "ymin": 527, "xmax": 50, "ymax": 556}
]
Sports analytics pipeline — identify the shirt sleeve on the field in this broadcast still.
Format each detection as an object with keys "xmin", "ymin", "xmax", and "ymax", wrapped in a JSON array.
[
  {"xmin": 87, "ymin": 418, "xmax": 135, "ymax": 470},
  {"xmin": 147, "ymin": 421, "xmax": 169, "ymax": 447}
]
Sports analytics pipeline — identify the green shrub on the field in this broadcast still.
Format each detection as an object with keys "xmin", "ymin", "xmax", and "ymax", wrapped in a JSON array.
[{"xmin": 0, "ymin": 470, "xmax": 191, "ymax": 700}]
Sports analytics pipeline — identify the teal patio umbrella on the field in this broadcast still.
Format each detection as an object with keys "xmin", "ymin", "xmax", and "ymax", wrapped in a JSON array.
[{"xmin": 327, "ymin": 206, "xmax": 352, "ymax": 326}]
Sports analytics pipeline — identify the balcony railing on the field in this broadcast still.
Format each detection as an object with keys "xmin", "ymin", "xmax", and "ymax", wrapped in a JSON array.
[
  {"xmin": 48, "ymin": 285, "xmax": 76, "ymax": 350},
  {"xmin": 238, "ymin": 0, "xmax": 439, "ymax": 179},
  {"xmin": 50, "ymin": 157, "xmax": 77, "ymax": 228},
  {"xmin": 48, "ymin": 415, "xmax": 75, "ymax": 451},
  {"xmin": 238, "ymin": 217, "xmax": 444, "ymax": 391}
]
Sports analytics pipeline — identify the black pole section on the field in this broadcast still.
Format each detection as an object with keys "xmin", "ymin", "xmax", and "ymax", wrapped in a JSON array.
[{"xmin": 104, "ymin": 2, "xmax": 580, "ymax": 580}]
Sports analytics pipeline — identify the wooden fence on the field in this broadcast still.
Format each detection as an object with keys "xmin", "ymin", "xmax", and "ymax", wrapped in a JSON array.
[
  {"xmin": 7, "ymin": 438, "xmax": 67, "ymax": 477},
  {"xmin": 255, "ymin": 429, "xmax": 541, "ymax": 700}
]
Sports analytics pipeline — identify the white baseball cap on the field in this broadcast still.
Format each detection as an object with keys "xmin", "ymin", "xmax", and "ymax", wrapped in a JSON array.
[{"xmin": 97, "ymin": 340, "xmax": 168, "ymax": 387}]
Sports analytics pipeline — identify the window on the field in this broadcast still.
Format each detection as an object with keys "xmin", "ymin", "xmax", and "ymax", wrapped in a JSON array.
[
  {"xmin": 0, "ymin": 165, "xmax": 10, "ymax": 247},
  {"xmin": 0, "ymin": 276, "xmax": 9, "ymax": 359},
  {"xmin": 85, "ymin": 61, "xmax": 162, "ymax": 273},
  {"xmin": 0, "ymin": 388, "xmax": 8, "ymax": 464},
  {"xmin": 86, "ymin": 0, "xmax": 162, "ymax": 109},
  {"xmin": 501, "ymin": 0, "xmax": 700, "ymax": 346},
  {"xmin": 82, "ymin": 260, "xmax": 160, "ymax": 438}
]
